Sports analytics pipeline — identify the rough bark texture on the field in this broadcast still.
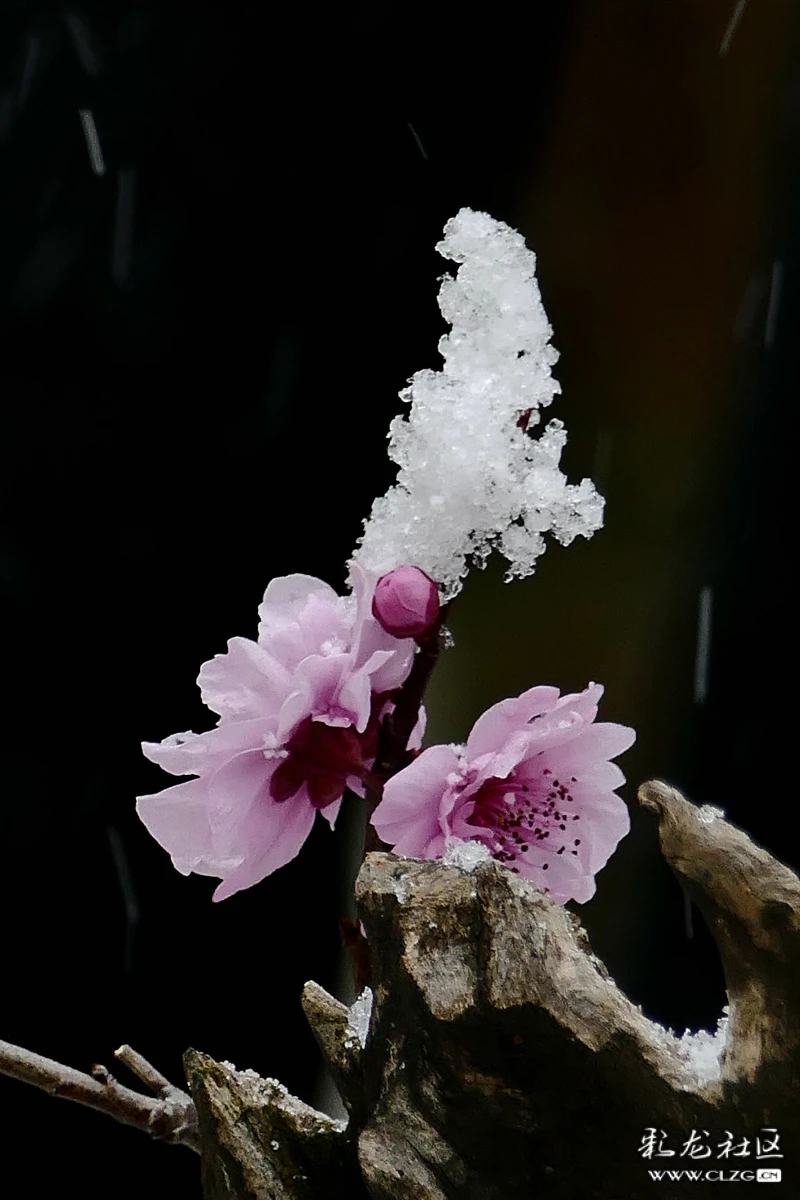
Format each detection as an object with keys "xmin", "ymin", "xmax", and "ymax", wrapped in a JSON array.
[{"xmin": 184, "ymin": 782, "xmax": 799, "ymax": 1198}]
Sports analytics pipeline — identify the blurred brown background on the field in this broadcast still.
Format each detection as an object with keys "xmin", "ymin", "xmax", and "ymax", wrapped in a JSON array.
[{"xmin": 427, "ymin": 0, "xmax": 799, "ymax": 1018}]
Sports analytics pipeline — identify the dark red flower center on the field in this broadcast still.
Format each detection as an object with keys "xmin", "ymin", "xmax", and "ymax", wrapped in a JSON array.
[{"xmin": 270, "ymin": 716, "xmax": 379, "ymax": 809}]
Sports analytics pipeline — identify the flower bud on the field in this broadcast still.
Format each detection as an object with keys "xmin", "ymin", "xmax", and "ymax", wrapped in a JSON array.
[{"xmin": 372, "ymin": 566, "xmax": 440, "ymax": 640}]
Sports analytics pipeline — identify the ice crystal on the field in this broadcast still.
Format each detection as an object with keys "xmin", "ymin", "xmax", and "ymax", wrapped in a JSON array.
[
  {"xmin": 677, "ymin": 1008, "xmax": 730, "ymax": 1087},
  {"xmin": 220, "ymin": 1063, "xmax": 343, "ymax": 1127},
  {"xmin": 345, "ymin": 986, "xmax": 374, "ymax": 1050},
  {"xmin": 443, "ymin": 837, "xmax": 492, "ymax": 872},
  {"xmin": 697, "ymin": 804, "xmax": 726, "ymax": 825}
]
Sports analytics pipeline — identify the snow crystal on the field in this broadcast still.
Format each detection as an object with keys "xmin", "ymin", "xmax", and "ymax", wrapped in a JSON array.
[
  {"xmin": 388, "ymin": 873, "xmax": 410, "ymax": 903},
  {"xmin": 345, "ymin": 987, "xmax": 374, "ymax": 1050},
  {"xmin": 677, "ymin": 1008, "xmax": 730, "ymax": 1086},
  {"xmin": 646, "ymin": 1008, "xmax": 730, "ymax": 1089},
  {"xmin": 220, "ymin": 1063, "xmax": 342, "ymax": 1129},
  {"xmin": 697, "ymin": 804, "xmax": 726, "ymax": 825},
  {"xmin": 443, "ymin": 837, "xmax": 491, "ymax": 872},
  {"xmin": 353, "ymin": 208, "xmax": 604, "ymax": 598}
]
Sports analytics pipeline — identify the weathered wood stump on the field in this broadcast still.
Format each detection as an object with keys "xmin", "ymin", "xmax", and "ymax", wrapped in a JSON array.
[{"xmin": 185, "ymin": 781, "xmax": 800, "ymax": 1198}]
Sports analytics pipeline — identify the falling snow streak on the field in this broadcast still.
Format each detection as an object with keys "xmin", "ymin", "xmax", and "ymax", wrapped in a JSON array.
[
  {"xmin": 78, "ymin": 108, "xmax": 105, "ymax": 176},
  {"xmin": 734, "ymin": 276, "xmax": 763, "ymax": 341},
  {"xmin": 693, "ymin": 586, "xmax": 713, "ymax": 706},
  {"xmin": 719, "ymin": 0, "xmax": 749, "ymax": 57},
  {"xmin": 407, "ymin": 122, "xmax": 428, "ymax": 161},
  {"xmin": 764, "ymin": 260, "xmax": 783, "ymax": 349},
  {"xmin": 65, "ymin": 12, "xmax": 100, "ymax": 77},
  {"xmin": 106, "ymin": 825, "xmax": 140, "ymax": 976}
]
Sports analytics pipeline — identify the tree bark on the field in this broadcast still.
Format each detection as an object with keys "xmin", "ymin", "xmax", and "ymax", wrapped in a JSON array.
[{"xmin": 184, "ymin": 780, "xmax": 799, "ymax": 1198}]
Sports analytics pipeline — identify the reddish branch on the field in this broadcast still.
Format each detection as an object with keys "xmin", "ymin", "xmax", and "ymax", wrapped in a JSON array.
[
  {"xmin": 344, "ymin": 613, "xmax": 449, "ymax": 985},
  {"xmin": 363, "ymin": 609, "xmax": 449, "ymax": 852}
]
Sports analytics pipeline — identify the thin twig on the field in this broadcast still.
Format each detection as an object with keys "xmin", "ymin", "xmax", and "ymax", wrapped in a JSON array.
[
  {"xmin": 115, "ymin": 1043, "xmax": 173, "ymax": 1095},
  {"xmin": 0, "ymin": 1038, "xmax": 199, "ymax": 1152}
]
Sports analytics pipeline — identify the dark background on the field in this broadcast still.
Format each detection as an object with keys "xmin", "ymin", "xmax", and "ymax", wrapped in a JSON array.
[{"xmin": 1, "ymin": 3, "xmax": 797, "ymax": 1195}]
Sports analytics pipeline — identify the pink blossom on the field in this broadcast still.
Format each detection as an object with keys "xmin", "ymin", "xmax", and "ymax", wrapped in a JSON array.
[
  {"xmin": 372, "ymin": 566, "xmax": 441, "ymax": 640},
  {"xmin": 137, "ymin": 566, "xmax": 415, "ymax": 900},
  {"xmin": 371, "ymin": 683, "xmax": 635, "ymax": 904}
]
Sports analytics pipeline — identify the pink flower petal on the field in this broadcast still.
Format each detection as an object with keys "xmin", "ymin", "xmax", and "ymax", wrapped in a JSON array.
[
  {"xmin": 318, "ymin": 797, "xmax": 342, "ymax": 830},
  {"xmin": 259, "ymin": 622, "xmax": 308, "ymax": 670},
  {"xmin": 349, "ymin": 563, "xmax": 416, "ymax": 690},
  {"xmin": 295, "ymin": 593, "xmax": 349, "ymax": 656},
  {"xmin": 258, "ymin": 574, "xmax": 340, "ymax": 628},
  {"xmin": 372, "ymin": 744, "xmax": 460, "ymax": 857},
  {"xmin": 469, "ymin": 729, "xmax": 535, "ymax": 789},
  {"xmin": 366, "ymin": 635, "xmax": 415, "ymax": 693},
  {"xmin": 553, "ymin": 682, "xmax": 604, "ymax": 722},
  {"xmin": 142, "ymin": 717, "xmax": 273, "ymax": 778},
  {"xmin": 538, "ymin": 722, "xmax": 636, "ymax": 775},
  {"xmin": 575, "ymin": 760, "xmax": 626, "ymax": 790},
  {"xmin": 511, "ymin": 708, "xmax": 587, "ymax": 759},
  {"xmin": 375, "ymin": 681, "xmax": 635, "ymax": 907},
  {"xmin": 198, "ymin": 637, "xmax": 292, "ymax": 721},
  {"xmin": 515, "ymin": 838, "xmax": 596, "ymax": 904},
  {"xmin": 467, "ymin": 686, "xmax": 561, "ymax": 758},
  {"xmin": 140, "ymin": 567, "xmax": 417, "ymax": 899},
  {"xmin": 276, "ymin": 686, "xmax": 315, "ymax": 742},
  {"xmin": 374, "ymin": 744, "xmax": 459, "ymax": 821},
  {"xmin": 568, "ymin": 788, "xmax": 631, "ymax": 874},
  {"xmin": 338, "ymin": 649, "xmax": 398, "ymax": 731},
  {"xmin": 136, "ymin": 777, "xmax": 237, "ymax": 877},
  {"xmin": 211, "ymin": 794, "xmax": 317, "ymax": 901},
  {"xmin": 205, "ymin": 749, "xmax": 278, "ymax": 849},
  {"xmin": 293, "ymin": 654, "xmax": 349, "ymax": 717},
  {"xmin": 380, "ymin": 816, "xmax": 447, "ymax": 859}
]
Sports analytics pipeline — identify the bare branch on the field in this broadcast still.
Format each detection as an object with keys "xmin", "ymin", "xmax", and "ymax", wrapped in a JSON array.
[
  {"xmin": 0, "ymin": 1037, "xmax": 199, "ymax": 1152},
  {"xmin": 115, "ymin": 1043, "xmax": 174, "ymax": 1095}
]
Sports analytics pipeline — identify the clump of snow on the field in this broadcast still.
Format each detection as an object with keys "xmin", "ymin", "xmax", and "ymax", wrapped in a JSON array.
[
  {"xmin": 353, "ymin": 207, "xmax": 604, "ymax": 599},
  {"xmin": 222, "ymin": 1062, "xmax": 288, "ymax": 1094},
  {"xmin": 646, "ymin": 1008, "xmax": 730, "ymax": 1089},
  {"xmin": 220, "ymin": 1062, "xmax": 342, "ymax": 1129},
  {"xmin": 443, "ymin": 837, "xmax": 491, "ymax": 872},
  {"xmin": 677, "ymin": 1008, "xmax": 730, "ymax": 1086},
  {"xmin": 345, "ymin": 987, "xmax": 374, "ymax": 1050},
  {"xmin": 697, "ymin": 804, "xmax": 726, "ymax": 825},
  {"xmin": 389, "ymin": 873, "xmax": 410, "ymax": 904}
]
